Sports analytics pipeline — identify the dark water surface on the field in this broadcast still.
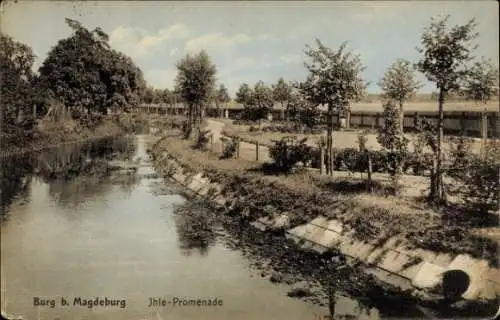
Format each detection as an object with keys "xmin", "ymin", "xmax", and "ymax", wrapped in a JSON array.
[{"xmin": 1, "ymin": 135, "xmax": 383, "ymax": 320}]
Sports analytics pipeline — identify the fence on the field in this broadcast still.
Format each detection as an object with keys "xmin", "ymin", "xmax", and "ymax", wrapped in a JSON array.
[{"xmin": 136, "ymin": 104, "xmax": 500, "ymax": 138}]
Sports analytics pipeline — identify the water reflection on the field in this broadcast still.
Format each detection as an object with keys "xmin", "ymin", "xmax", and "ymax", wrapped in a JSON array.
[
  {"xmin": 173, "ymin": 203, "xmax": 217, "ymax": 256},
  {"xmin": 0, "ymin": 154, "xmax": 34, "ymax": 216},
  {"xmin": 0, "ymin": 136, "xmax": 138, "ymax": 214}
]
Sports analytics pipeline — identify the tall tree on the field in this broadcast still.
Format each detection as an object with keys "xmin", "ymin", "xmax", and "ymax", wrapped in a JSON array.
[
  {"xmin": 175, "ymin": 50, "xmax": 217, "ymax": 137},
  {"xmin": 0, "ymin": 33, "xmax": 37, "ymax": 133},
  {"xmin": 272, "ymin": 77, "xmax": 292, "ymax": 121},
  {"xmin": 378, "ymin": 59, "xmax": 422, "ymax": 133},
  {"xmin": 235, "ymin": 83, "xmax": 255, "ymax": 120},
  {"xmin": 460, "ymin": 57, "xmax": 499, "ymax": 153},
  {"xmin": 415, "ymin": 15, "xmax": 479, "ymax": 204},
  {"xmin": 253, "ymin": 81, "xmax": 275, "ymax": 122},
  {"xmin": 302, "ymin": 39, "xmax": 367, "ymax": 175},
  {"xmin": 215, "ymin": 84, "xmax": 231, "ymax": 118},
  {"xmin": 38, "ymin": 18, "xmax": 146, "ymax": 116}
]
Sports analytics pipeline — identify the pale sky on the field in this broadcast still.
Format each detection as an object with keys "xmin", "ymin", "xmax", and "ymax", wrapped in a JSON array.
[{"xmin": 1, "ymin": 1, "xmax": 498, "ymax": 95}]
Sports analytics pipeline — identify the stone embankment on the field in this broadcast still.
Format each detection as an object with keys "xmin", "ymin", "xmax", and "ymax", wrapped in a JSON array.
[{"xmin": 150, "ymin": 121, "xmax": 499, "ymax": 313}]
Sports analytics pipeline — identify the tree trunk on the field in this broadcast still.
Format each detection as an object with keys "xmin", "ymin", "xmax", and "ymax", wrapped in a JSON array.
[
  {"xmin": 281, "ymin": 102, "xmax": 285, "ymax": 122},
  {"xmin": 399, "ymin": 100, "xmax": 404, "ymax": 134},
  {"xmin": 481, "ymin": 104, "xmax": 488, "ymax": 159},
  {"xmin": 430, "ymin": 89, "xmax": 445, "ymax": 204},
  {"xmin": 326, "ymin": 108, "xmax": 334, "ymax": 176}
]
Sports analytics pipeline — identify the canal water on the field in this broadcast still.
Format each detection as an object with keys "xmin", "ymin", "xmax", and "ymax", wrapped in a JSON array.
[{"xmin": 0, "ymin": 135, "xmax": 382, "ymax": 320}]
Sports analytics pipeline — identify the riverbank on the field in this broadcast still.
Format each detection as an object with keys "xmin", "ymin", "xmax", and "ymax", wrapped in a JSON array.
[
  {"xmin": 150, "ymin": 127, "xmax": 499, "ymax": 317},
  {"xmin": 0, "ymin": 112, "xmax": 175, "ymax": 158}
]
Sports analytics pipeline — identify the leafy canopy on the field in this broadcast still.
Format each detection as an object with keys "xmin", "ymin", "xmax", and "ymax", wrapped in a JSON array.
[
  {"xmin": 38, "ymin": 18, "xmax": 146, "ymax": 114},
  {"xmin": 415, "ymin": 15, "xmax": 479, "ymax": 93},
  {"xmin": 175, "ymin": 50, "xmax": 217, "ymax": 108},
  {"xmin": 301, "ymin": 39, "xmax": 367, "ymax": 111},
  {"xmin": 0, "ymin": 33, "xmax": 37, "ymax": 131},
  {"xmin": 378, "ymin": 59, "xmax": 422, "ymax": 104},
  {"xmin": 460, "ymin": 57, "xmax": 499, "ymax": 104}
]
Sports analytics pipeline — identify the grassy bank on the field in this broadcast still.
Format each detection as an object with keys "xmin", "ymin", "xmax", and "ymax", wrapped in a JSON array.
[
  {"xmin": 152, "ymin": 129, "xmax": 499, "ymax": 268},
  {"xmin": 0, "ymin": 112, "xmax": 183, "ymax": 158}
]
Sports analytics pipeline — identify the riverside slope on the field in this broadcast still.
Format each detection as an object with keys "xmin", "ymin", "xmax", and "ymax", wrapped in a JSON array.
[{"xmin": 153, "ymin": 119, "xmax": 500, "ymax": 307}]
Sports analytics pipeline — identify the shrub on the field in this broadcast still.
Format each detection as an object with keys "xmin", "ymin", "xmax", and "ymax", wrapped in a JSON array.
[
  {"xmin": 194, "ymin": 129, "xmax": 210, "ymax": 150},
  {"xmin": 268, "ymin": 136, "xmax": 315, "ymax": 172},
  {"xmin": 220, "ymin": 136, "xmax": 238, "ymax": 159}
]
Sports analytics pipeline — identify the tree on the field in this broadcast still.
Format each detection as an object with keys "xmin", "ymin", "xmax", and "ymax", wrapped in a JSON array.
[
  {"xmin": 253, "ymin": 81, "xmax": 274, "ymax": 121},
  {"xmin": 0, "ymin": 33, "xmax": 37, "ymax": 133},
  {"xmin": 415, "ymin": 15, "xmax": 479, "ymax": 204},
  {"xmin": 215, "ymin": 84, "xmax": 231, "ymax": 118},
  {"xmin": 142, "ymin": 86, "xmax": 154, "ymax": 104},
  {"xmin": 235, "ymin": 83, "xmax": 256, "ymax": 120},
  {"xmin": 377, "ymin": 101, "xmax": 409, "ymax": 177},
  {"xmin": 175, "ymin": 50, "xmax": 217, "ymax": 138},
  {"xmin": 301, "ymin": 39, "xmax": 367, "ymax": 175},
  {"xmin": 272, "ymin": 77, "xmax": 292, "ymax": 121},
  {"xmin": 378, "ymin": 59, "xmax": 422, "ymax": 133},
  {"xmin": 38, "ymin": 18, "xmax": 146, "ymax": 117},
  {"xmin": 460, "ymin": 57, "xmax": 499, "ymax": 155},
  {"xmin": 288, "ymin": 83, "xmax": 321, "ymax": 129}
]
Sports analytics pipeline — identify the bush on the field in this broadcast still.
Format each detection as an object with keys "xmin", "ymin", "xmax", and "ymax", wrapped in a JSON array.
[
  {"xmin": 194, "ymin": 129, "xmax": 210, "ymax": 150},
  {"xmin": 220, "ymin": 136, "xmax": 238, "ymax": 159},
  {"xmin": 268, "ymin": 136, "xmax": 315, "ymax": 172}
]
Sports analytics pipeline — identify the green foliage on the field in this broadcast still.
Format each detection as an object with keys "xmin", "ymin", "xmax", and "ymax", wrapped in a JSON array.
[
  {"xmin": 302, "ymin": 40, "xmax": 367, "ymax": 111},
  {"xmin": 272, "ymin": 77, "xmax": 292, "ymax": 119},
  {"xmin": 216, "ymin": 84, "xmax": 231, "ymax": 105},
  {"xmin": 38, "ymin": 19, "xmax": 146, "ymax": 117},
  {"xmin": 220, "ymin": 136, "xmax": 238, "ymax": 159},
  {"xmin": 449, "ymin": 139, "xmax": 500, "ymax": 215},
  {"xmin": 378, "ymin": 59, "xmax": 422, "ymax": 103},
  {"xmin": 288, "ymin": 84, "xmax": 322, "ymax": 128},
  {"xmin": 416, "ymin": 15, "xmax": 478, "ymax": 93},
  {"xmin": 0, "ymin": 33, "xmax": 37, "ymax": 133},
  {"xmin": 175, "ymin": 50, "xmax": 217, "ymax": 131},
  {"xmin": 378, "ymin": 59, "xmax": 422, "ymax": 132},
  {"xmin": 377, "ymin": 101, "xmax": 409, "ymax": 175},
  {"xmin": 236, "ymin": 81, "xmax": 274, "ymax": 121},
  {"xmin": 194, "ymin": 129, "xmax": 211, "ymax": 151},
  {"xmin": 268, "ymin": 137, "xmax": 315, "ymax": 172},
  {"xmin": 460, "ymin": 57, "xmax": 499, "ymax": 104}
]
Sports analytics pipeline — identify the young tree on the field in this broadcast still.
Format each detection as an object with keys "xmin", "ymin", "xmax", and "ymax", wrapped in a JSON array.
[
  {"xmin": 272, "ymin": 77, "xmax": 292, "ymax": 122},
  {"xmin": 378, "ymin": 59, "xmax": 422, "ymax": 133},
  {"xmin": 216, "ymin": 84, "xmax": 231, "ymax": 118},
  {"xmin": 377, "ymin": 101, "xmax": 409, "ymax": 176},
  {"xmin": 460, "ymin": 57, "xmax": 499, "ymax": 155},
  {"xmin": 0, "ymin": 33, "xmax": 37, "ymax": 133},
  {"xmin": 235, "ymin": 83, "xmax": 254, "ymax": 120},
  {"xmin": 301, "ymin": 39, "xmax": 367, "ymax": 175},
  {"xmin": 289, "ymin": 83, "xmax": 321, "ymax": 129},
  {"xmin": 253, "ymin": 81, "xmax": 274, "ymax": 122},
  {"xmin": 175, "ymin": 50, "xmax": 217, "ymax": 137},
  {"xmin": 415, "ymin": 15, "xmax": 479, "ymax": 204}
]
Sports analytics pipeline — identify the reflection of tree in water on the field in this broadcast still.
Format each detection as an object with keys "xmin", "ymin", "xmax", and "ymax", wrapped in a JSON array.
[
  {"xmin": 173, "ymin": 203, "xmax": 217, "ymax": 256},
  {"xmin": 0, "ymin": 154, "xmax": 35, "ymax": 216},
  {"xmin": 37, "ymin": 136, "xmax": 139, "ymax": 208}
]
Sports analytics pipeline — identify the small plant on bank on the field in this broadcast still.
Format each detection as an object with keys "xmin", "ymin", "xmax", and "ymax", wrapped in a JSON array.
[
  {"xmin": 268, "ymin": 136, "xmax": 315, "ymax": 172},
  {"xmin": 220, "ymin": 136, "xmax": 238, "ymax": 159},
  {"xmin": 194, "ymin": 129, "xmax": 211, "ymax": 151}
]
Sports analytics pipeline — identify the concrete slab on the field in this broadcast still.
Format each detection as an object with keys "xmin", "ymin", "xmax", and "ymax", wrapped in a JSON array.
[
  {"xmin": 446, "ymin": 254, "xmax": 490, "ymax": 300},
  {"xmin": 412, "ymin": 262, "xmax": 445, "ymax": 289},
  {"xmin": 399, "ymin": 261, "xmax": 425, "ymax": 280},
  {"xmin": 325, "ymin": 219, "xmax": 344, "ymax": 233}
]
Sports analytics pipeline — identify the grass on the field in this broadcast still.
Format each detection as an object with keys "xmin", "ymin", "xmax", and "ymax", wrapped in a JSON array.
[{"xmin": 153, "ymin": 128, "xmax": 499, "ymax": 267}]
